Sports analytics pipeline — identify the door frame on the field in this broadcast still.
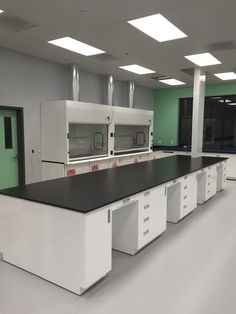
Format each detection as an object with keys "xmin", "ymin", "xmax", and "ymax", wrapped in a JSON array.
[{"xmin": 0, "ymin": 105, "xmax": 25, "ymax": 186}]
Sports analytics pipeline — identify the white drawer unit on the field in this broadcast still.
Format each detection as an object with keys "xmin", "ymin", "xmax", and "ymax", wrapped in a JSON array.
[
  {"xmin": 216, "ymin": 161, "xmax": 227, "ymax": 192},
  {"xmin": 137, "ymin": 186, "xmax": 167, "ymax": 250},
  {"xmin": 197, "ymin": 165, "xmax": 217, "ymax": 204},
  {"xmin": 112, "ymin": 185, "xmax": 167, "ymax": 255},
  {"xmin": 167, "ymin": 173, "xmax": 197, "ymax": 223}
]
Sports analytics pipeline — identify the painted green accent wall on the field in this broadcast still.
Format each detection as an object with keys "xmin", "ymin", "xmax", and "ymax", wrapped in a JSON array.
[{"xmin": 154, "ymin": 83, "xmax": 236, "ymax": 146}]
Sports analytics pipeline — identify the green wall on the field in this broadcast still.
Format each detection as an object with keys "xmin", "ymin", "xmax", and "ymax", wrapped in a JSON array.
[{"xmin": 154, "ymin": 82, "xmax": 236, "ymax": 146}]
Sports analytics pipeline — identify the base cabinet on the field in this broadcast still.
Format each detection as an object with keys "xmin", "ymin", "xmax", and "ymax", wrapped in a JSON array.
[
  {"xmin": 112, "ymin": 185, "xmax": 167, "ymax": 255},
  {"xmin": 0, "ymin": 195, "xmax": 112, "ymax": 295},
  {"xmin": 197, "ymin": 165, "xmax": 217, "ymax": 204},
  {"xmin": 167, "ymin": 173, "xmax": 197, "ymax": 223}
]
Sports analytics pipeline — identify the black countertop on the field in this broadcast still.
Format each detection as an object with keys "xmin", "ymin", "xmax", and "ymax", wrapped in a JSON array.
[
  {"xmin": 153, "ymin": 145, "xmax": 236, "ymax": 154},
  {"xmin": 0, "ymin": 156, "xmax": 226, "ymax": 214}
]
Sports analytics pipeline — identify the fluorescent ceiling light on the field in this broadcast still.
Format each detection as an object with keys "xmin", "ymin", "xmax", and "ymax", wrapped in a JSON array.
[
  {"xmin": 119, "ymin": 64, "xmax": 155, "ymax": 75},
  {"xmin": 159, "ymin": 79, "xmax": 186, "ymax": 86},
  {"xmin": 214, "ymin": 72, "xmax": 236, "ymax": 80},
  {"xmin": 128, "ymin": 13, "xmax": 187, "ymax": 42},
  {"xmin": 218, "ymin": 99, "xmax": 231, "ymax": 103},
  {"xmin": 211, "ymin": 96, "xmax": 222, "ymax": 100},
  {"xmin": 228, "ymin": 103, "xmax": 236, "ymax": 106},
  {"xmin": 0, "ymin": 9, "xmax": 4, "ymax": 14},
  {"xmin": 185, "ymin": 53, "xmax": 221, "ymax": 66},
  {"xmin": 48, "ymin": 37, "xmax": 105, "ymax": 56}
]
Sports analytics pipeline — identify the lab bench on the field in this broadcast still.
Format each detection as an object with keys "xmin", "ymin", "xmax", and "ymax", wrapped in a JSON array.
[{"xmin": 0, "ymin": 156, "xmax": 227, "ymax": 295}]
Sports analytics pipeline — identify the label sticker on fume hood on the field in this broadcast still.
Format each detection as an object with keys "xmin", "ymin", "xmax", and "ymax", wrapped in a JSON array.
[{"xmin": 67, "ymin": 169, "xmax": 76, "ymax": 176}]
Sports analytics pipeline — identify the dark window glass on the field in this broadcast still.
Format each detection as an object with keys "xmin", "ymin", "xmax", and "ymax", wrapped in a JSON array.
[
  {"xmin": 179, "ymin": 95, "xmax": 236, "ymax": 151},
  {"xmin": 4, "ymin": 117, "xmax": 13, "ymax": 149}
]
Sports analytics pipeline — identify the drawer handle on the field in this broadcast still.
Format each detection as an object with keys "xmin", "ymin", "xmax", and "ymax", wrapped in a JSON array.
[
  {"xmin": 144, "ymin": 217, "xmax": 150, "ymax": 223},
  {"xmin": 184, "ymin": 186, "xmax": 188, "ymax": 190},
  {"xmin": 208, "ymin": 182, "xmax": 210, "ymax": 186},
  {"xmin": 208, "ymin": 175, "xmax": 211, "ymax": 178},
  {"xmin": 107, "ymin": 210, "xmax": 111, "ymax": 223},
  {"xmin": 144, "ymin": 191, "xmax": 150, "ymax": 197},
  {"xmin": 143, "ymin": 229, "xmax": 150, "ymax": 236},
  {"xmin": 183, "ymin": 205, "xmax": 187, "ymax": 209},
  {"xmin": 184, "ymin": 195, "xmax": 187, "ymax": 199},
  {"xmin": 144, "ymin": 204, "xmax": 150, "ymax": 210},
  {"xmin": 184, "ymin": 175, "xmax": 188, "ymax": 179},
  {"xmin": 123, "ymin": 198, "xmax": 130, "ymax": 204}
]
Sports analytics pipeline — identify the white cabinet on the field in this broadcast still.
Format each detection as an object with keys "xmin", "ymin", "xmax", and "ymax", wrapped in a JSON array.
[
  {"xmin": 181, "ymin": 174, "xmax": 198, "ymax": 217},
  {"xmin": 137, "ymin": 186, "xmax": 167, "ymax": 250},
  {"xmin": 216, "ymin": 161, "xmax": 227, "ymax": 192},
  {"xmin": 197, "ymin": 165, "xmax": 217, "ymax": 204},
  {"xmin": 112, "ymin": 185, "xmax": 167, "ymax": 255},
  {"xmin": 167, "ymin": 173, "xmax": 197, "ymax": 223},
  {"xmin": 0, "ymin": 196, "xmax": 112, "ymax": 295}
]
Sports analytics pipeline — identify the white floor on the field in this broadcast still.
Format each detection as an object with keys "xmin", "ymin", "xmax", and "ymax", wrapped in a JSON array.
[{"xmin": 1, "ymin": 181, "xmax": 236, "ymax": 314}]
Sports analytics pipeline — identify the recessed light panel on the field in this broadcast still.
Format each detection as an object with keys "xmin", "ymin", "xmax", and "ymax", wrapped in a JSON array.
[
  {"xmin": 214, "ymin": 72, "xmax": 236, "ymax": 80},
  {"xmin": 185, "ymin": 53, "xmax": 221, "ymax": 66},
  {"xmin": 159, "ymin": 79, "xmax": 186, "ymax": 86},
  {"xmin": 0, "ymin": 9, "xmax": 4, "ymax": 14},
  {"xmin": 119, "ymin": 64, "xmax": 155, "ymax": 75},
  {"xmin": 128, "ymin": 13, "xmax": 187, "ymax": 42},
  {"xmin": 48, "ymin": 37, "xmax": 105, "ymax": 56}
]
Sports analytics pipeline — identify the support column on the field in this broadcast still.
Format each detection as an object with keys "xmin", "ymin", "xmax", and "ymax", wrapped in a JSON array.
[{"xmin": 191, "ymin": 68, "xmax": 206, "ymax": 157}]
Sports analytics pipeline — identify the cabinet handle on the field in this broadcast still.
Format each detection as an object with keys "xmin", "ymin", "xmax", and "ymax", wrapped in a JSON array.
[
  {"xmin": 144, "ymin": 191, "xmax": 150, "ymax": 197},
  {"xmin": 183, "ymin": 205, "xmax": 187, "ymax": 209},
  {"xmin": 144, "ymin": 217, "xmax": 150, "ymax": 223},
  {"xmin": 172, "ymin": 179, "xmax": 177, "ymax": 184},
  {"xmin": 184, "ymin": 175, "xmax": 188, "ymax": 179},
  {"xmin": 208, "ymin": 182, "xmax": 210, "ymax": 186},
  {"xmin": 184, "ymin": 186, "xmax": 188, "ymax": 190},
  {"xmin": 208, "ymin": 190, "xmax": 210, "ymax": 193},
  {"xmin": 208, "ymin": 175, "xmax": 211, "ymax": 178},
  {"xmin": 107, "ymin": 210, "xmax": 111, "ymax": 223},
  {"xmin": 184, "ymin": 195, "xmax": 187, "ymax": 199},
  {"xmin": 144, "ymin": 204, "xmax": 150, "ymax": 210},
  {"xmin": 123, "ymin": 198, "xmax": 130, "ymax": 204},
  {"xmin": 143, "ymin": 229, "xmax": 150, "ymax": 236},
  {"xmin": 165, "ymin": 186, "xmax": 167, "ymax": 196}
]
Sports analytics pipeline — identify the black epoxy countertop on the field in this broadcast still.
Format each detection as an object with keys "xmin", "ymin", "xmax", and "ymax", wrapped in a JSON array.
[{"xmin": 0, "ymin": 156, "xmax": 226, "ymax": 214}]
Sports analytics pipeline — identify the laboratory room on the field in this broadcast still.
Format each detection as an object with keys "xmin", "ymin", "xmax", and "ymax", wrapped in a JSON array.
[{"xmin": 0, "ymin": 1, "xmax": 236, "ymax": 314}]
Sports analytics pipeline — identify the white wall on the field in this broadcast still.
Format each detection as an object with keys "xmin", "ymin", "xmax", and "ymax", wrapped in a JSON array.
[{"xmin": 0, "ymin": 47, "xmax": 154, "ymax": 184}]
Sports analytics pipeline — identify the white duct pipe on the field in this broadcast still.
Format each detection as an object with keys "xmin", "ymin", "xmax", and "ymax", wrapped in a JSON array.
[
  {"xmin": 71, "ymin": 64, "xmax": 80, "ymax": 101},
  {"xmin": 105, "ymin": 74, "xmax": 114, "ymax": 106},
  {"xmin": 128, "ymin": 81, "xmax": 135, "ymax": 108}
]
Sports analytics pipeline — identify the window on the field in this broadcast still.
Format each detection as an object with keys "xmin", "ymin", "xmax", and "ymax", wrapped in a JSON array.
[
  {"xmin": 4, "ymin": 117, "xmax": 13, "ymax": 149},
  {"xmin": 179, "ymin": 95, "xmax": 236, "ymax": 151}
]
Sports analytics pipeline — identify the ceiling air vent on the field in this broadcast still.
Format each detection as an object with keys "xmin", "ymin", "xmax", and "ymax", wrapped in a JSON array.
[
  {"xmin": 151, "ymin": 75, "xmax": 170, "ymax": 81},
  {"xmin": 207, "ymin": 40, "xmax": 236, "ymax": 52},
  {"xmin": 180, "ymin": 68, "xmax": 211, "ymax": 77},
  {"xmin": 90, "ymin": 53, "xmax": 120, "ymax": 62},
  {"xmin": 0, "ymin": 15, "xmax": 38, "ymax": 32}
]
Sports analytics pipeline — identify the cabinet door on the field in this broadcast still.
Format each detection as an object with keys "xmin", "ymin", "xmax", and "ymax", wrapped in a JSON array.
[
  {"xmin": 83, "ymin": 207, "xmax": 112, "ymax": 289},
  {"xmin": 150, "ymin": 186, "xmax": 167, "ymax": 240}
]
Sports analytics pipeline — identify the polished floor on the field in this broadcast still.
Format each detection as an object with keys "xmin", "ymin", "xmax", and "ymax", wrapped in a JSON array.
[{"xmin": 1, "ymin": 180, "xmax": 236, "ymax": 314}]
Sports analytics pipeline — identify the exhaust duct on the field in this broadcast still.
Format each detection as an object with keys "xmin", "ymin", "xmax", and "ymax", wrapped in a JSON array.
[
  {"xmin": 105, "ymin": 74, "xmax": 114, "ymax": 106},
  {"xmin": 71, "ymin": 64, "xmax": 80, "ymax": 101},
  {"xmin": 128, "ymin": 81, "xmax": 135, "ymax": 108}
]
